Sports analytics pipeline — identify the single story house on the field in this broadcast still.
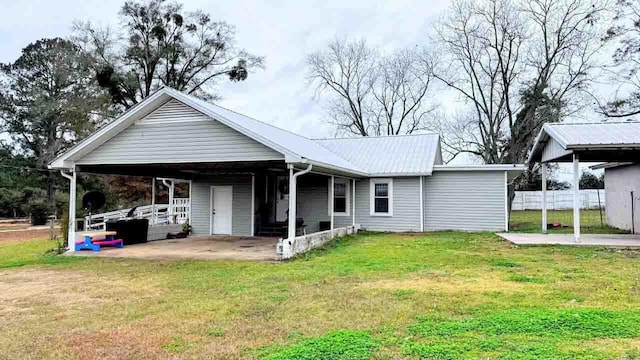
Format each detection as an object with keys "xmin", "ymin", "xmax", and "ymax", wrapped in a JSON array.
[
  {"xmin": 529, "ymin": 121, "xmax": 640, "ymax": 238},
  {"xmin": 49, "ymin": 87, "xmax": 523, "ymax": 258}
]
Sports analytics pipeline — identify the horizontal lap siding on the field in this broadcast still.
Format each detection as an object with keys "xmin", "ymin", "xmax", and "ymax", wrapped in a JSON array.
[
  {"xmin": 297, "ymin": 176, "xmax": 330, "ymax": 233},
  {"xmin": 190, "ymin": 176, "xmax": 252, "ymax": 236},
  {"xmin": 353, "ymin": 177, "xmax": 421, "ymax": 232},
  {"xmin": 77, "ymin": 100, "xmax": 283, "ymax": 165},
  {"xmin": 424, "ymin": 171, "xmax": 506, "ymax": 231}
]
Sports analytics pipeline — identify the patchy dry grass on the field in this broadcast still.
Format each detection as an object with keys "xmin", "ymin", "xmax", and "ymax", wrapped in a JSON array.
[{"xmin": 1, "ymin": 232, "xmax": 640, "ymax": 359}]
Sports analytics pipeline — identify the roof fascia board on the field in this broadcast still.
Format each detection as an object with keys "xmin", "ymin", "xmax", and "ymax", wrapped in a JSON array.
[
  {"xmin": 567, "ymin": 144, "xmax": 640, "ymax": 150},
  {"xmin": 433, "ymin": 164, "xmax": 526, "ymax": 172},
  {"xmin": 544, "ymin": 125, "xmax": 570, "ymax": 148}
]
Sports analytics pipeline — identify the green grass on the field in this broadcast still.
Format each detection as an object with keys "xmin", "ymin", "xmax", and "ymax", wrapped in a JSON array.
[
  {"xmin": 1, "ymin": 232, "xmax": 640, "ymax": 359},
  {"xmin": 510, "ymin": 209, "xmax": 627, "ymax": 233}
]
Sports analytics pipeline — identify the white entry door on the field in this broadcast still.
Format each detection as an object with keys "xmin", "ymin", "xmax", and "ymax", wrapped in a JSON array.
[{"xmin": 210, "ymin": 186, "xmax": 233, "ymax": 235}]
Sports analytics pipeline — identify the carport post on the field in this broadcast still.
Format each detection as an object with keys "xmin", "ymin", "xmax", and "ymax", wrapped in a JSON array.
[
  {"xmin": 541, "ymin": 162, "xmax": 547, "ymax": 233},
  {"xmin": 62, "ymin": 169, "xmax": 77, "ymax": 252},
  {"xmin": 285, "ymin": 164, "xmax": 313, "ymax": 258},
  {"xmin": 573, "ymin": 154, "xmax": 580, "ymax": 242},
  {"xmin": 330, "ymin": 176, "xmax": 335, "ymax": 231},
  {"xmin": 151, "ymin": 177, "xmax": 156, "ymax": 225},
  {"xmin": 69, "ymin": 170, "xmax": 76, "ymax": 251}
]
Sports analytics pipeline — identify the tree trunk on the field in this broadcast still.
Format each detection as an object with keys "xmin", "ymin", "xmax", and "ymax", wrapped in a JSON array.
[{"xmin": 47, "ymin": 170, "xmax": 56, "ymax": 215}]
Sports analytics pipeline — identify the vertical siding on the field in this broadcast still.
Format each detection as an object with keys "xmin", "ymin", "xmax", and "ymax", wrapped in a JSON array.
[
  {"xmin": 605, "ymin": 164, "xmax": 640, "ymax": 233},
  {"xmin": 77, "ymin": 99, "xmax": 283, "ymax": 165},
  {"xmin": 190, "ymin": 175, "xmax": 253, "ymax": 236},
  {"xmin": 424, "ymin": 171, "xmax": 506, "ymax": 231},
  {"xmin": 341, "ymin": 177, "xmax": 421, "ymax": 232},
  {"xmin": 541, "ymin": 137, "xmax": 572, "ymax": 162},
  {"xmin": 296, "ymin": 175, "xmax": 330, "ymax": 233}
]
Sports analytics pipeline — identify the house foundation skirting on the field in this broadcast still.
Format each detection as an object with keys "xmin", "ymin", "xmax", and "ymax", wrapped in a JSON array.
[{"xmin": 281, "ymin": 224, "xmax": 360, "ymax": 259}]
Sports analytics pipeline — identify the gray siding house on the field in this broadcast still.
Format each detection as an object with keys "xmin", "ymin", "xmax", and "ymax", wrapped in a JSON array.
[{"xmin": 50, "ymin": 87, "xmax": 523, "ymax": 257}]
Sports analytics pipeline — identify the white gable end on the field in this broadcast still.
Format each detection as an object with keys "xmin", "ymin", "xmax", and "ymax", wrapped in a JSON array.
[
  {"xmin": 136, "ymin": 99, "xmax": 210, "ymax": 125},
  {"xmin": 76, "ymin": 99, "xmax": 284, "ymax": 165}
]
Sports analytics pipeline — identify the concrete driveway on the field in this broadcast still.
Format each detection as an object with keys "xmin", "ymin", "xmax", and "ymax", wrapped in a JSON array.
[{"xmin": 68, "ymin": 235, "xmax": 280, "ymax": 261}]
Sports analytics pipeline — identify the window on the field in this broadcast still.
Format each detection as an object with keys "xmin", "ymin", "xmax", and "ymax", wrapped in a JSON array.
[
  {"xmin": 370, "ymin": 178, "xmax": 393, "ymax": 216},
  {"xmin": 330, "ymin": 178, "xmax": 350, "ymax": 216}
]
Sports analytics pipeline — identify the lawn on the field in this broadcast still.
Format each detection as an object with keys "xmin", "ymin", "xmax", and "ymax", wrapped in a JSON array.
[
  {"xmin": 510, "ymin": 209, "xmax": 627, "ymax": 234},
  {"xmin": 2, "ymin": 232, "xmax": 640, "ymax": 359}
]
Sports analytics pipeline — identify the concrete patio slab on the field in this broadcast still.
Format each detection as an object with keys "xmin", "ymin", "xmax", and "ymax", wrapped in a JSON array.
[
  {"xmin": 68, "ymin": 235, "xmax": 280, "ymax": 261},
  {"xmin": 497, "ymin": 233, "xmax": 640, "ymax": 248}
]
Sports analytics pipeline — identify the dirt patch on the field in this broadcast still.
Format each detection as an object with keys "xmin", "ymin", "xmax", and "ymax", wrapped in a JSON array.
[
  {"xmin": 0, "ymin": 269, "xmax": 101, "ymax": 319},
  {"xmin": 0, "ymin": 228, "xmax": 57, "ymax": 243}
]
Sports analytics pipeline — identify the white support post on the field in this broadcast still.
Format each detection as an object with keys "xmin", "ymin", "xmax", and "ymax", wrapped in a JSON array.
[
  {"xmin": 541, "ymin": 163, "xmax": 548, "ymax": 233},
  {"xmin": 188, "ymin": 180, "xmax": 193, "ymax": 225},
  {"xmin": 573, "ymin": 153, "xmax": 580, "ymax": 242},
  {"xmin": 330, "ymin": 176, "xmax": 335, "ymax": 231},
  {"xmin": 352, "ymin": 179, "xmax": 356, "ymax": 227},
  {"xmin": 504, "ymin": 171, "xmax": 509, "ymax": 232},
  {"xmin": 251, "ymin": 174, "xmax": 255, "ymax": 236},
  {"xmin": 287, "ymin": 166, "xmax": 296, "ymax": 242},
  {"xmin": 151, "ymin": 177, "xmax": 156, "ymax": 225},
  {"xmin": 419, "ymin": 176, "xmax": 424, "ymax": 232},
  {"xmin": 67, "ymin": 169, "xmax": 77, "ymax": 252},
  {"xmin": 284, "ymin": 164, "xmax": 312, "ymax": 259},
  {"xmin": 168, "ymin": 180, "xmax": 175, "ymax": 221}
]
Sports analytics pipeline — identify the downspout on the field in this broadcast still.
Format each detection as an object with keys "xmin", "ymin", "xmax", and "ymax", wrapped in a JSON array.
[
  {"xmin": 161, "ymin": 179, "xmax": 174, "ymax": 221},
  {"xmin": 283, "ymin": 164, "xmax": 312, "ymax": 259}
]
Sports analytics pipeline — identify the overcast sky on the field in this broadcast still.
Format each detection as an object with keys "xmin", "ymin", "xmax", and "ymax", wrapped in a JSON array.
[
  {"xmin": 0, "ymin": 0, "xmax": 450, "ymax": 137},
  {"xmin": 0, "ymin": 0, "xmax": 604, "ymax": 178}
]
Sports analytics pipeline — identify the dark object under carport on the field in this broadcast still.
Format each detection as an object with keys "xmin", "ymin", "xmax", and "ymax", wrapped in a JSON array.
[{"xmin": 106, "ymin": 219, "xmax": 149, "ymax": 245}]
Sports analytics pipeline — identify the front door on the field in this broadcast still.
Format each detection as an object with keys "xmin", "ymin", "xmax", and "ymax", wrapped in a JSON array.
[{"xmin": 210, "ymin": 186, "xmax": 233, "ymax": 235}]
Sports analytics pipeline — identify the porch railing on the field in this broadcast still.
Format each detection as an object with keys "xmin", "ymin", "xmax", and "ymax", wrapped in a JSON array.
[{"xmin": 84, "ymin": 198, "xmax": 190, "ymax": 231}]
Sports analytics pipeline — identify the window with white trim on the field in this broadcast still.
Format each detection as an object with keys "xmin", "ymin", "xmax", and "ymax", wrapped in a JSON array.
[
  {"xmin": 370, "ymin": 178, "xmax": 393, "ymax": 216},
  {"xmin": 331, "ymin": 178, "xmax": 350, "ymax": 216}
]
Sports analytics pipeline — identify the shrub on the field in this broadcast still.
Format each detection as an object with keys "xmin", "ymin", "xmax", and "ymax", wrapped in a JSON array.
[{"xmin": 27, "ymin": 199, "xmax": 50, "ymax": 226}]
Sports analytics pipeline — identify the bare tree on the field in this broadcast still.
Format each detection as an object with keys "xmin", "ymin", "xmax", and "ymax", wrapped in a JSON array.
[
  {"xmin": 598, "ymin": 0, "xmax": 640, "ymax": 117},
  {"xmin": 371, "ymin": 49, "xmax": 437, "ymax": 135},
  {"xmin": 307, "ymin": 39, "xmax": 437, "ymax": 136},
  {"xmin": 433, "ymin": 0, "xmax": 605, "ymax": 164},
  {"xmin": 510, "ymin": 0, "xmax": 605, "ymax": 164},
  {"xmin": 432, "ymin": 0, "xmax": 524, "ymax": 163}
]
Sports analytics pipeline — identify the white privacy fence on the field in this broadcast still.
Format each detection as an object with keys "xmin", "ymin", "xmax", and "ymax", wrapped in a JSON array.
[
  {"xmin": 512, "ymin": 190, "xmax": 605, "ymax": 211},
  {"xmin": 84, "ymin": 198, "xmax": 190, "ymax": 231}
]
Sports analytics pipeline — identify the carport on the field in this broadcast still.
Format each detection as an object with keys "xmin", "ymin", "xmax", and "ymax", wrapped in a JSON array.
[{"xmin": 528, "ymin": 122, "xmax": 640, "ymax": 242}]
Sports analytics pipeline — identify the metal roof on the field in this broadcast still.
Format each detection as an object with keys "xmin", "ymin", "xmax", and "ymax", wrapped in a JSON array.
[
  {"xmin": 529, "ymin": 121, "xmax": 640, "ymax": 163},
  {"xmin": 50, "ymin": 87, "xmax": 521, "ymax": 176},
  {"xmin": 315, "ymin": 134, "xmax": 442, "ymax": 176},
  {"xmin": 164, "ymin": 88, "xmax": 368, "ymax": 175}
]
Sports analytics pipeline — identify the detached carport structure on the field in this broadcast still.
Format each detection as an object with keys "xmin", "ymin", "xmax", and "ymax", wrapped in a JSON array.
[{"xmin": 528, "ymin": 121, "xmax": 640, "ymax": 241}]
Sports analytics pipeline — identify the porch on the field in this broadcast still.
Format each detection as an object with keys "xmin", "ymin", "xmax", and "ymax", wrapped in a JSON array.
[{"xmin": 67, "ymin": 235, "xmax": 280, "ymax": 261}]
